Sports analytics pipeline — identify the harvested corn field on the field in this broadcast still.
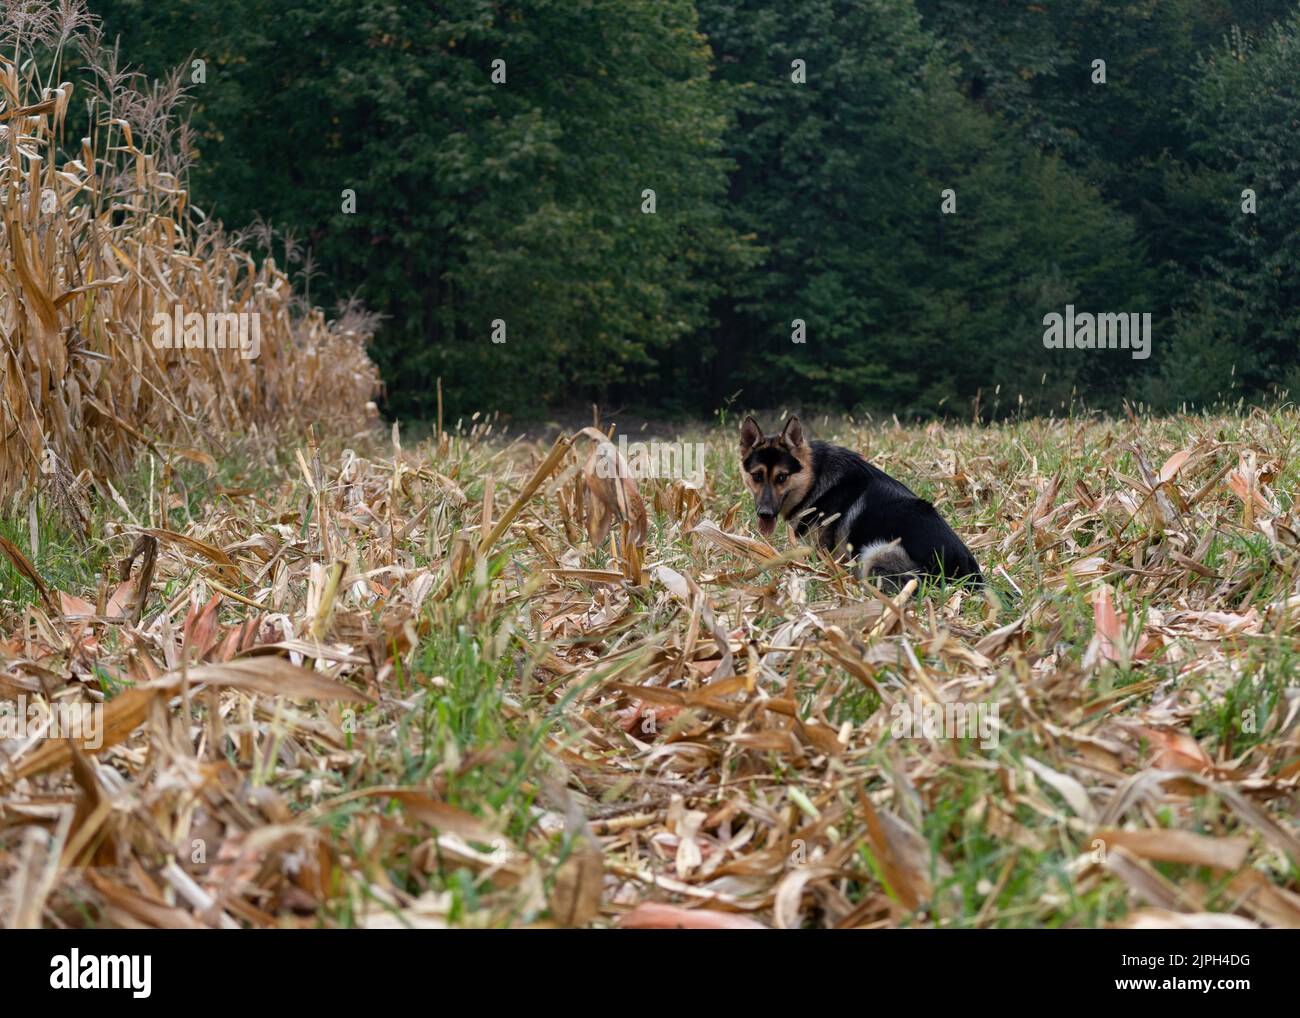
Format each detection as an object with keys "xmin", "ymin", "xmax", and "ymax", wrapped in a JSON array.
[{"xmin": 2, "ymin": 411, "xmax": 1298, "ymax": 929}]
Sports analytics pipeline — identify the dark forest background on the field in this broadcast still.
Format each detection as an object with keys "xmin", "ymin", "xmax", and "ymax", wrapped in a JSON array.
[{"xmin": 84, "ymin": 0, "xmax": 1300, "ymax": 422}]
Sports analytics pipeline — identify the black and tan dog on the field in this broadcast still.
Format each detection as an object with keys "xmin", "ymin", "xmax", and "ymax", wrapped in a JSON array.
[{"xmin": 740, "ymin": 416, "xmax": 982, "ymax": 586}]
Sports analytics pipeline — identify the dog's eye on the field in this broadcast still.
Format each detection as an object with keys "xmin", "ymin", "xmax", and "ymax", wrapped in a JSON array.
[{"xmin": 774, "ymin": 472, "xmax": 788, "ymax": 485}]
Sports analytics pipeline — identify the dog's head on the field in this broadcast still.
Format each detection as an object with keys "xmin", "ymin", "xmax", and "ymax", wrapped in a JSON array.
[{"xmin": 739, "ymin": 415, "xmax": 813, "ymax": 537}]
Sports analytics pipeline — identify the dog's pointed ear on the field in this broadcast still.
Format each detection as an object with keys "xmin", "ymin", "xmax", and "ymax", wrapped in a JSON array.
[
  {"xmin": 781, "ymin": 416, "xmax": 806, "ymax": 449},
  {"xmin": 740, "ymin": 416, "xmax": 763, "ymax": 456}
]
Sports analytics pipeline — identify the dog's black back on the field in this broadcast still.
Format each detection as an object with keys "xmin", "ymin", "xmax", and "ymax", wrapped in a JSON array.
[{"xmin": 792, "ymin": 441, "xmax": 982, "ymax": 583}]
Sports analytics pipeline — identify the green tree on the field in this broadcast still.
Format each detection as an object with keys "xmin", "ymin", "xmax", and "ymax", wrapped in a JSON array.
[
  {"xmin": 916, "ymin": 0, "xmax": 1297, "ymax": 317},
  {"xmin": 88, "ymin": 0, "xmax": 745, "ymax": 419},
  {"xmin": 698, "ymin": 0, "xmax": 1151, "ymax": 416},
  {"xmin": 1153, "ymin": 14, "xmax": 1300, "ymax": 406}
]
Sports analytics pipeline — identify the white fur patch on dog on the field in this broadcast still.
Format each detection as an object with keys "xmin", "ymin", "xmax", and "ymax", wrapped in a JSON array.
[{"xmin": 856, "ymin": 539, "xmax": 917, "ymax": 581}]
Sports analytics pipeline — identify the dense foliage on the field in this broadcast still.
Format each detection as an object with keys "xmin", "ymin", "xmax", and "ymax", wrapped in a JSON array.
[{"xmin": 86, "ymin": 0, "xmax": 1300, "ymax": 420}]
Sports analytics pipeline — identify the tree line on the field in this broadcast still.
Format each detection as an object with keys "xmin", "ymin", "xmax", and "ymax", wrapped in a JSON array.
[{"xmin": 87, "ymin": 0, "xmax": 1300, "ymax": 421}]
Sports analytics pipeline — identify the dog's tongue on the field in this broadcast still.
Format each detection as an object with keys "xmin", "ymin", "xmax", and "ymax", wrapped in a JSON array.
[{"xmin": 757, "ymin": 516, "xmax": 776, "ymax": 538}]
